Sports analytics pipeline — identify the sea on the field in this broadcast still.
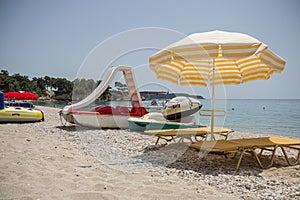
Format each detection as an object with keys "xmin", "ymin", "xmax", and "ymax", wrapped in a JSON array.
[{"xmin": 37, "ymin": 99, "xmax": 300, "ymax": 138}]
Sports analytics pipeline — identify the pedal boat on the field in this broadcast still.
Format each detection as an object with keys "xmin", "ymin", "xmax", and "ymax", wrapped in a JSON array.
[{"xmin": 128, "ymin": 112, "xmax": 206, "ymax": 132}]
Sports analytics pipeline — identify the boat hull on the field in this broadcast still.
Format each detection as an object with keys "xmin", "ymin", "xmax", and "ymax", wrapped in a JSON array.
[
  {"xmin": 59, "ymin": 106, "xmax": 149, "ymax": 129},
  {"xmin": 72, "ymin": 113, "xmax": 132, "ymax": 129},
  {"xmin": 0, "ymin": 107, "xmax": 44, "ymax": 123},
  {"xmin": 128, "ymin": 119, "xmax": 204, "ymax": 132},
  {"xmin": 128, "ymin": 113, "xmax": 206, "ymax": 132},
  {"xmin": 162, "ymin": 97, "xmax": 203, "ymax": 120},
  {"xmin": 163, "ymin": 106, "xmax": 202, "ymax": 120}
]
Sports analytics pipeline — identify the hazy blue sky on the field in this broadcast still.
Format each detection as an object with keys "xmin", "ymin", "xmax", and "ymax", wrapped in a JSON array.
[{"xmin": 0, "ymin": 0, "xmax": 299, "ymax": 99}]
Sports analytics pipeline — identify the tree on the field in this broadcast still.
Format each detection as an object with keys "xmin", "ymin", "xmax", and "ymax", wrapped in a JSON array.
[
  {"xmin": 32, "ymin": 77, "xmax": 47, "ymax": 97},
  {"xmin": 72, "ymin": 78, "xmax": 97, "ymax": 100},
  {"xmin": 52, "ymin": 78, "xmax": 73, "ymax": 96},
  {"xmin": 0, "ymin": 69, "xmax": 113, "ymax": 101},
  {"xmin": 98, "ymin": 80, "xmax": 111, "ymax": 101},
  {"xmin": 114, "ymin": 81, "xmax": 128, "ymax": 92},
  {"xmin": 0, "ymin": 70, "xmax": 11, "ymax": 91},
  {"xmin": 12, "ymin": 73, "xmax": 32, "ymax": 92},
  {"xmin": 0, "ymin": 70, "xmax": 35, "ymax": 92}
]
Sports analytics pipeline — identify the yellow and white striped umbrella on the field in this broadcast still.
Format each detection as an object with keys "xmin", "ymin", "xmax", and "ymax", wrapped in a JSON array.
[
  {"xmin": 149, "ymin": 30, "xmax": 285, "ymax": 140},
  {"xmin": 149, "ymin": 30, "xmax": 285, "ymax": 86}
]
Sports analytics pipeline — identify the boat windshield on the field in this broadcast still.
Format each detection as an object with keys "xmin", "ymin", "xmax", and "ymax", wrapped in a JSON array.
[{"xmin": 169, "ymin": 96, "xmax": 188, "ymax": 103}]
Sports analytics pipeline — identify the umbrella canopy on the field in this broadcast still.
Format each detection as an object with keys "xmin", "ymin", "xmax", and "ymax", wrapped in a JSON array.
[
  {"xmin": 17, "ymin": 92, "xmax": 38, "ymax": 100},
  {"xmin": 4, "ymin": 92, "xmax": 21, "ymax": 99},
  {"xmin": 149, "ymin": 30, "xmax": 286, "ymax": 140}
]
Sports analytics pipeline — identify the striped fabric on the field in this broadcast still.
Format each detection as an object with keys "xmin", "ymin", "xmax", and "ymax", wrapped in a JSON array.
[
  {"xmin": 149, "ymin": 31, "xmax": 285, "ymax": 86},
  {"xmin": 155, "ymin": 61, "xmax": 185, "ymax": 84}
]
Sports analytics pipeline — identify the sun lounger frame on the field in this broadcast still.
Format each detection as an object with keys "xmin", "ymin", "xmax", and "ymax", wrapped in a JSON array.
[
  {"xmin": 144, "ymin": 127, "xmax": 234, "ymax": 145},
  {"xmin": 190, "ymin": 137, "xmax": 300, "ymax": 171}
]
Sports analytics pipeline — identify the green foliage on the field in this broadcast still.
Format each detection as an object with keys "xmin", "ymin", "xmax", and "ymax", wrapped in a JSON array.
[
  {"xmin": 72, "ymin": 79, "xmax": 112, "ymax": 101},
  {"xmin": 0, "ymin": 69, "xmax": 112, "ymax": 100},
  {"xmin": 0, "ymin": 70, "xmax": 33, "ymax": 93},
  {"xmin": 98, "ymin": 80, "xmax": 112, "ymax": 101},
  {"xmin": 114, "ymin": 81, "xmax": 128, "ymax": 92},
  {"xmin": 73, "ymin": 78, "xmax": 98, "ymax": 101}
]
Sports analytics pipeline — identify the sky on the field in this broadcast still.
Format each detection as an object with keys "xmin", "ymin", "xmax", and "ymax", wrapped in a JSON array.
[{"xmin": 0, "ymin": 0, "xmax": 299, "ymax": 99}]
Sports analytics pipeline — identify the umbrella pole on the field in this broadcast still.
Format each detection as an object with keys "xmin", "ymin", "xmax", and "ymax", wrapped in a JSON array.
[{"xmin": 210, "ymin": 59, "xmax": 216, "ymax": 140}]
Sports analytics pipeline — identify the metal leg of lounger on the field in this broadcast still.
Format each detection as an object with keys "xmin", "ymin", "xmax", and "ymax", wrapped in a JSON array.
[
  {"xmin": 217, "ymin": 130, "xmax": 233, "ymax": 140},
  {"xmin": 251, "ymin": 149, "xmax": 264, "ymax": 169},
  {"xmin": 221, "ymin": 133, "xmax": 229, "ymax": 140},
  {"xmin": 194, "ymin": 135, "xmax": 206, "ymax": 142},
  {"xmin": 279, "ymin": 145, "xmax": 300, "ymax": 166},
  {"xmin": 255, "ymin": 146, "xmax": 278, "ymax": 168},
  {"xmin": 155, "ymin": 137, "xmax": 160, "ymax": 145},
  {"xmin": 224, "ymin": 152, "xmax": 236, "ymax": 159},
  {"xmin": 177, "ymin": 136, "xmax": 183, "ymax": 143},
  {"xmin": 155, "ymin": 136, "xmax": 176, "ymax": 145},
  {"xmin": 178, "ymin": 136, "xmax": 193, "ymax": 143},
  {"xmin": 261, "ymin": 145, "xmax": 300, "ymax": 167},
  {"xmin": 171, "ymin": 136, "xmax": 177, "ymax": 142},
  {"xmin": 266, "ymin": 145, "xmax": 279, "ymax": 168},
  {"xmin": 231, "ymin": 150, "xmax": 242, "ymax": 160},
  {"xmin": 236, "ymin": 148, "xmax": 264, "ymax": 171},
  {"xmin": 259, "ymin": 149, "xmax": 265, "ymax": 156},
  {"xmin": 236, "ymin": 149, "xmax": 247, "ymax": 171},
  {"xmin": 295, "ymin": 146, "xmax": 300, "ymax": 164},
  {"xmin": 224, "ymin": 133, "xmax": 229, "ymax": 140}
]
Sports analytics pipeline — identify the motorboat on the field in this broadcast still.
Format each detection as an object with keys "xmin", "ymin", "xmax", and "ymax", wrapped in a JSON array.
[
  {"xmin": 128, "ymin": 96, "xmax": 205, "ymax": 131},
  {"xmin": 162, "ymin": 96, "xmax": 202, "ymax": 120},
  {"xmin": 143, "ymin": 99, "xmax": 164, "ymax": 112}
]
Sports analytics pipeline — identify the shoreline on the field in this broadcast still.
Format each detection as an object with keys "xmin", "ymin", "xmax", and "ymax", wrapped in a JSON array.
[
  {"xmin": 34, "ymin": 99, "xmax": 300, "ymax": 138},
  {"xmin": 0, "ymin": 106, "xmax": 299, "ymax": 199}
]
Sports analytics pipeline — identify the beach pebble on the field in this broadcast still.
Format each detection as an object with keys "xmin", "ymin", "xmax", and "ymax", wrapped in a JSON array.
[{"xmin": 32, "ymin": 106, "xmax": 300, "ymax": 200}]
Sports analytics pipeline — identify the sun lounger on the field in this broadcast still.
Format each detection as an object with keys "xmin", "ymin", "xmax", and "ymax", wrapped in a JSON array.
[
  {"xmin": 144, "ymin": 127, "xmax": 233, "ymax": 145},
  {"xmin": 189, "ymin": 136, "xmax": 300, "ymax": 171}
]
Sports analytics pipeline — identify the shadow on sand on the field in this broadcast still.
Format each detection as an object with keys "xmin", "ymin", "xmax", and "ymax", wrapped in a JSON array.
[{"xmin": 134, "ymin": 142, "xmax": 297, "ymax": 176}]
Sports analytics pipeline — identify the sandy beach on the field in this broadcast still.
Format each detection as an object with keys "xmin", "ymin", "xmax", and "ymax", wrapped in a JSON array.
[{"xmin": 0, "ymin": 106, "xmax": 299, "ymax": 200}]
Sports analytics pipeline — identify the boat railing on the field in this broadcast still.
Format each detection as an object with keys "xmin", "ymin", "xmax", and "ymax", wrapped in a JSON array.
[{"xmin": 199, "ymin": 109, "xmax": 226, "ymax": 117}]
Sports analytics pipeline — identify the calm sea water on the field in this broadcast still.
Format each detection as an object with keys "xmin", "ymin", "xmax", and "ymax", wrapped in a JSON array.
[
  {"xmin": 198, "ymin": 99, "xmax": 300, "ymax": 138},
  {"xmin": 38, "ymin": 99, "xmax": 300, "ymax": 138}
]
